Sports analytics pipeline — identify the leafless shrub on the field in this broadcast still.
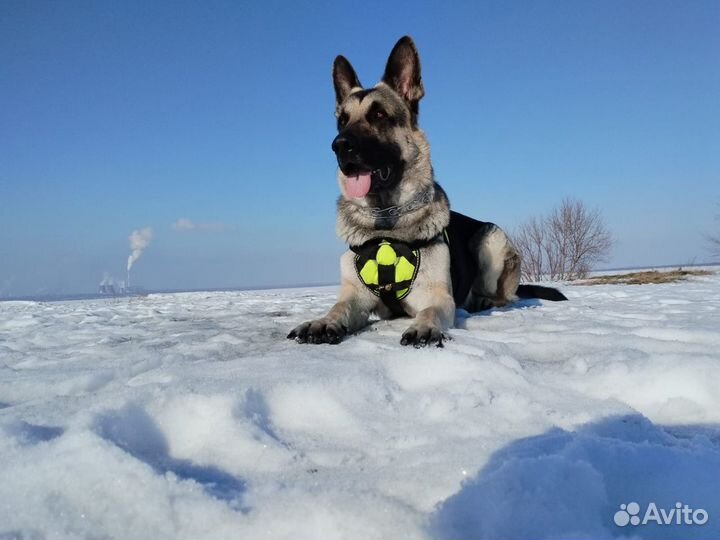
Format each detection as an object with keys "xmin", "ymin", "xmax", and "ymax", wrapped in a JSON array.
[
  {"xmin": 709, "ymin": 210, "xmax": 720, "ymax": 258},
  {"xmin": 513, "ymin": 198, "xmax": 613, "ymax": 281},
  {"xmin": 513, "ymin": 216, "xmax": 545, "ymax": 283},
  {"xmin": 711, "ymin": 236, "xmax": 720, "ymax": 258}
]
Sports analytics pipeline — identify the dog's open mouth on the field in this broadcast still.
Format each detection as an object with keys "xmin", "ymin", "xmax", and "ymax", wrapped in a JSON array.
[{"xmin": 344, "ymin": 167, "xmax": 392, "ymax": 199}]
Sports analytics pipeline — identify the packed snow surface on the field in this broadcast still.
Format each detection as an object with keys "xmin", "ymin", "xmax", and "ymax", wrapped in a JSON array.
[{"xmin": 1, "ymin": 274, "xmax": 720, "ymax": 540}]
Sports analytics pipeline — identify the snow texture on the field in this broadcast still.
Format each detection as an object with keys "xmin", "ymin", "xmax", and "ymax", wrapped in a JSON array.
[{"xmin": 1, "ymin": 274, "xmax": 719, "ymax": 540}]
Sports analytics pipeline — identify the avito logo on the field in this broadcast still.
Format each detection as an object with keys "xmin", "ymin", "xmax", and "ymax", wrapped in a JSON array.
[{"xmin": 614, "ymin": 502, "xmax": 709, "ymax": 527}]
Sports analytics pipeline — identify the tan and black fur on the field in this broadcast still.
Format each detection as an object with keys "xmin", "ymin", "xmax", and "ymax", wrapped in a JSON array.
[{"xmin": 288, "ymin": 36, "xmax": 566, "ymax": 347}]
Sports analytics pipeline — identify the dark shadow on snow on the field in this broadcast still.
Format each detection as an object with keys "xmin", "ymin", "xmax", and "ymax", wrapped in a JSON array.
[
  {"xmin": 430, "ymin": 414, "xmax": 720, "ymax": 540},
  {"xmin": 94, "ymin": 403, "xmax": 247, "ymax": 510},
  {"xmin": 239, "ymin": 388, "xmax": 283, "ymax": 444},
  {"xmin": 6, "ymin": 421, "xmax": 64, "ymax": 445}
]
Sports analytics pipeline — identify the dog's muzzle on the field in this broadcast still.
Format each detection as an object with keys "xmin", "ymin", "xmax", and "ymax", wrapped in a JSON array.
[
  {"xmin": 332, "ymin": 132, "xmax": 394, "ymax": 188},
  {"xmin": 331, "ymin": 133, "xmax": 359, "ymax": 170}
]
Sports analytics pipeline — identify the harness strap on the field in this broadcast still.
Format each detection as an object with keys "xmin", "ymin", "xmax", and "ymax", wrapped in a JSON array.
[{"xmin": 349, "ymin": 231, "xmax": 445, "ymax": 256}]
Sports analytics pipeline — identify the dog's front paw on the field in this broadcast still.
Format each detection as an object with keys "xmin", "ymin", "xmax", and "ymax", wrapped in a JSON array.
[
  {"xmin": 287, "ymin": 319, "xmax": 347, "ymax": 344},
  {"xmin": 400, "ymin": 325, "xmax": 445, "ymax": 348}
]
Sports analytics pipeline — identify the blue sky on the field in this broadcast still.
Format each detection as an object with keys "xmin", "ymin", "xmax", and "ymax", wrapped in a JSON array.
[{"xmin": 1, "ymin": 1, "xmax": 719, "ymax": 296}]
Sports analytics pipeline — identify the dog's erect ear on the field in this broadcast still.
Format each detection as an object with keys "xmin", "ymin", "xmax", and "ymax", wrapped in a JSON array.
[
  {"xmin": 333, "ymin": 55, "xmax": 362, "ymax": 105},
  {"xmin": 382, "ymin": 36, "xmax": 425, "ymax": 105}
]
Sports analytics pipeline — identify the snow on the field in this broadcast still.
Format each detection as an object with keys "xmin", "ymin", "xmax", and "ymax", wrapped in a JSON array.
[{"xmin": 1, "ymin": 274, "xmax": 719, "ymax": 540}]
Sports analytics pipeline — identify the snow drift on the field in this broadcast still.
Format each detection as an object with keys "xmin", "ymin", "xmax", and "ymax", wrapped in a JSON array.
[{"xmin": 1, "ymin": 274, "xmax": 719, "ymax": 539}]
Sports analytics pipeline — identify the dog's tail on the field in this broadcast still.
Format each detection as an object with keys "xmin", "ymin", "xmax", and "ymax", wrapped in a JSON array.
[{"xmin": 516, "ymin": 284, "xmax": 568, "ymax": 301}]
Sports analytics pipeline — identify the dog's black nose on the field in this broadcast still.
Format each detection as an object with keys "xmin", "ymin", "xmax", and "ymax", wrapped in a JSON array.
[{"xmin": 331, "ymin": 133, "xmax": 356, "ymax": 158}]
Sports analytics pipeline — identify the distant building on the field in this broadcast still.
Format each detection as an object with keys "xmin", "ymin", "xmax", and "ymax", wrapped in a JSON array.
[{"xmin": 99, "ymin": 274, "xmax": 144, "ymax": 296}]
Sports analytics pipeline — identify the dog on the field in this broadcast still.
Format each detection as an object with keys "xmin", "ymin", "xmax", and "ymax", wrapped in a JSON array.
[{"xmin": 288, "ymin": 36, "xmax": 567, "ymax": 347}]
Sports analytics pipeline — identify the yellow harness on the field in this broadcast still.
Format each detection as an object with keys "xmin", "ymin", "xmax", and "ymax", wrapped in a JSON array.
[
  {"xmin": 351, "ymin": 232, "xmax": 447, "ymax": 313},
  {"xmin": 353, "ymin": 240, "xmax": 420, "ymax": 301}
]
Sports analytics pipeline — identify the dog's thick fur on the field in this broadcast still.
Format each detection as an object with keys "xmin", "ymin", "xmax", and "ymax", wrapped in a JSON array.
[{"xmin": 288, "ymin": 36, "xmax": 566, "ymax": 347}]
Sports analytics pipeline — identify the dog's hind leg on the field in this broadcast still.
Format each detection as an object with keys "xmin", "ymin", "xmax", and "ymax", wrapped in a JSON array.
[{"xmin": 466, "ymin": 226, "xmax": 520, "ymax": 312}]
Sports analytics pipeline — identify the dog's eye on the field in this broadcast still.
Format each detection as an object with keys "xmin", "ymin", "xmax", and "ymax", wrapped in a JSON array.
[
  {"xmin": 338, "ymin": 113, "xmax": 349, "ymax": 129},
  {"xmin": 366, "ymin": 106, "xmax": 389, "ymax": 125}
]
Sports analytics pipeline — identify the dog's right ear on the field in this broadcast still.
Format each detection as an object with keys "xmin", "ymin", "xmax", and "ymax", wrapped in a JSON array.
[
  {"xmin": 382, "ymin": 36, "xmax": 424, "ymax": 105},
  {"xmin": 333, "ymin": 55, "xmax": 362, "ymax": 105}
]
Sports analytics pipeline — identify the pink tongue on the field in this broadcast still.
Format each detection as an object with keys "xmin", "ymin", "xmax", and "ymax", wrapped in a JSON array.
[{"xmin": 345, "ymin": 172, "xmax": 372, "ymax": 198}]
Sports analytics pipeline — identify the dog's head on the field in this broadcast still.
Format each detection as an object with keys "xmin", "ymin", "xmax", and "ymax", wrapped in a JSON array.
[{"xmin": 332, "ymin": 36, "xmax": 426, "ymax": 200}]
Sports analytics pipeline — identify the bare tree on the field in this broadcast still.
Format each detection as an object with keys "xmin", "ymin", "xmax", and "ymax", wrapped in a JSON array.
[
  {"xmin": 514, "ymin": 216, "xmax": 547, "ymax": 282},
  {"xmin": 711, "ymin": 236, "xmax": 720, "ymax": 258},
  {"xmin": 513, "ymin": 198, "xmax": 613, "ymax": 281},
  {"xmin": 709, "ymin": 209, "xmax": 720, "ymax": 259}
]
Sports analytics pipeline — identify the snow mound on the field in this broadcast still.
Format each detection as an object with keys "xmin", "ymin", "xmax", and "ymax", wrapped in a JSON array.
[{"xmin": 1, "ymin": 276, "xmax": 719, "ymax": 539}]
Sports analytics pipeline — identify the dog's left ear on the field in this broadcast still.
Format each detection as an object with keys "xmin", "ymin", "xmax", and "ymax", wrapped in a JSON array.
[
  {"xmin": 333, "ymin": 55, "xmax": 362, "ymax": 106},
  {"xmin": 382, "ymin": 36, "xmax": 425, "ymax": 106}
]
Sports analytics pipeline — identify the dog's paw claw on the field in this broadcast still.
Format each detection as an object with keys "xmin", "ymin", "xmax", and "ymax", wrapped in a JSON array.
[
  {"xmin": 400, "ymin": 329, "xmax": 416, "ymax": 346},
  {"xmin": 288, "ymin": 320, "xmax": 346, "ymax": 345},
  {"xmin": 401, "ymin": 326, "xmax": 445, "ymax": 348}
]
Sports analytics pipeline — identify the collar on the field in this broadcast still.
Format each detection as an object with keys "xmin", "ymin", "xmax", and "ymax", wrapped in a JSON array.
[{"xmin": 360, "ymin": 188, "xmax": 435, "ymax": 219}]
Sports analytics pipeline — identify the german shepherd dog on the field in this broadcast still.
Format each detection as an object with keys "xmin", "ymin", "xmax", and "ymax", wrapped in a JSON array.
[{"xmin": 288, "ymin": 36, "xmax": 566, "ymax": 347}]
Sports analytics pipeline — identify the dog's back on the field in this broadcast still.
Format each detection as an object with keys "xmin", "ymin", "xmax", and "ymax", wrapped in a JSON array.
[{"xmin": 448, "ymin": 211, "xmax": 567, "ymax": 309}]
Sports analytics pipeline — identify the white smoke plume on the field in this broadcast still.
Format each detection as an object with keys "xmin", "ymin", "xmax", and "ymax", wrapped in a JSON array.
[{"xmin": 127, "ymin": 227, "xmax": 153, "ymax": 272}]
